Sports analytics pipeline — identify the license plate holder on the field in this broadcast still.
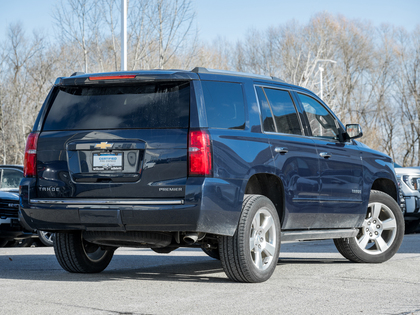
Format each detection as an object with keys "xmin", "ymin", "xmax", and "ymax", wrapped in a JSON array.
[{"xmin": 92, "ymin": 152, "xmax": 123, "ymax": 171}]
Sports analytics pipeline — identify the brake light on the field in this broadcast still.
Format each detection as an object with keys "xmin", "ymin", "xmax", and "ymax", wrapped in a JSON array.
[
  {"xmin": 89, "ymin": 75, "xmax": 136, "ymax": 80},
  {"xmin": 188, "ymin": 130, "xmax": 212, "ymax": 176},
  {"xmin": 24, "ymin": 132, "xmax": 39, "ymax": 177}
]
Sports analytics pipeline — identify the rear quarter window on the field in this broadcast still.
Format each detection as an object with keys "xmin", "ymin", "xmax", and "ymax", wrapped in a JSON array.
[
  {"xmin": 202, "ymin": 81, "xmax": 245, "ymax": 129},
  {"xmin": 43, "ymin": 82, "xmax": 190, "ymax": 130}
]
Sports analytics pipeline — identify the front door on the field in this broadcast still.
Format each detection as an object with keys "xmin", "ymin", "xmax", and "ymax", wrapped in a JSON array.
[{"xmin": 296, "ymin": 93, "xmax": 364, "ymax": 229}]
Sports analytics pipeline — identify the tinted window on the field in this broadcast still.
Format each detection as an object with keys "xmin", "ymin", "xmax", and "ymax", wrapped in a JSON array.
[
  {"xmin": 263, "ymin": 88, "xmax": 301, "ymax": 135},
  {"xmin": 256, "ymin": 87, "xmax": 275, "ymax": 132},
  {"xmin": 43, "ymin": 82, "xmax": 190, "ymax": 130},
  {"xmin": 202, "ymin": 81, "xmax": 245, "ymax": 129},
  {"xmin": 298, "ymin": 93, "xmax": 339, "ymax": 139}
]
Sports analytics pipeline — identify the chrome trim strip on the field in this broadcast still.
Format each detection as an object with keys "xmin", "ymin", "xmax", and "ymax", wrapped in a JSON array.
[
  {"xmin": 281, "ymin": 229, "xmax": 358, "ymax": 242},
  {"xmin": 293, "ymin": 198, "xmax": 362, "ymax": 203},
  {"xmin": 29, "ymin": 199, "xmax": 185, "ymax": 205}
]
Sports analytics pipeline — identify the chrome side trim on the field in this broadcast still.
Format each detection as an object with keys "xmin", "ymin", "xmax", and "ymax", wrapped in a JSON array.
[
  {"xmin": 281, "ymin": 229, "xmax": 359, "ymax": 242},
  {"xmin": 29, "ymin": 199, "xmax": 185, "ymax": 205},
  {"xmin": 293, "ymin": 198, "xmax": 362, "ymax": 203}
]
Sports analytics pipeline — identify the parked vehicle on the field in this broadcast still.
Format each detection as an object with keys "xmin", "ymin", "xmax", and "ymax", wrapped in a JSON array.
[
  {"xmin": 395, "ymin": 164, "xmax": 420, "ymax": 233},
  {"xmin": 19, "ymin": 68, "xmax": 404, "ymax": 282},
  {"xmin": 0, "ymin": 165, "xmax": 53, "ymax": 246},
  {"xmin": 0, "ymin": 191, "xmax": 33, "ymax": 247},
  {"xmin": 0, "ymin": 165, "xmax": 24, "ymax": 193}
]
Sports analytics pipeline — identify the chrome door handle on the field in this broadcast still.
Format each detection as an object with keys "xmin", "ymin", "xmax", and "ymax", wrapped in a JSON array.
[
  {"xmin": 320, "ymin": 152, "xmax": 332, "ymax": 159},
  {"xmin": 275, "ymin": 147, "xmax": 288, "ymax": 154}
]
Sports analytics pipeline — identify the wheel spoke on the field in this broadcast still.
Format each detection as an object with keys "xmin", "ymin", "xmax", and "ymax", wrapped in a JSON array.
[
  {"xmin": 264, "ymin": 242, "xmax": 276, "ymax": 257},
  {"xmin": 375, "ymin": 236, "xmax": 389, "ymax": 252},
  {"xmin": 253, "ymin": 213, "xmax": 261, "ymax": 229},
  {"xmin": 261, "ymin": 216, "xmax": 274, "ymax": 234},
  {"xmin": 382, "ymin": 218, "xmax": 397, "ymax": 230},
  {"xmin": 254, "ymin": 248, "xmax": 263, "ymax": 269},
  {"xmin": 358, "ymin": 233, "xmax": 370, "ymax": 250},
  {"xmin": 371, "ymin": 203, "xmax": 382, "ymax": 220},
  {"xmin": 250, "ymin": 236, "xmax": 255, "ymax": 247}
]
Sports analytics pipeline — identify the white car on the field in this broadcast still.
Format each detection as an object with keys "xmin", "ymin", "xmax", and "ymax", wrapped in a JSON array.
[{"xmin": 395, "ymin": 164, "xmax": 420, "ymax": 233}]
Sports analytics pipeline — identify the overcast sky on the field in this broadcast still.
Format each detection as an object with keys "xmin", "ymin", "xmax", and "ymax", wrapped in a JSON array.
[{"xmin": 0, "ymin": 0, "xmax": 419, "ymax": 43}]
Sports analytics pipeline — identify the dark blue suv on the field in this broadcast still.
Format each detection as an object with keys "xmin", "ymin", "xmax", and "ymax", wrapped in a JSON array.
[{"xmin": 19, "ymin": 68, "xmax": 404, "ymax": 282}]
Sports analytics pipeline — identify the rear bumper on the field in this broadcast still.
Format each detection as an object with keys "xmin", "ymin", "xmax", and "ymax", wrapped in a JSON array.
[{"xmin": 19, "ymin": 177, "xmax": 243, "ymax": 236}]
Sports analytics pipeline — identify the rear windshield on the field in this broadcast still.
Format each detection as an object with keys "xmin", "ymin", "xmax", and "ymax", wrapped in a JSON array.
[{"xmin": 43, "ymin": 82, "xmax": 190, "ymax": 130}]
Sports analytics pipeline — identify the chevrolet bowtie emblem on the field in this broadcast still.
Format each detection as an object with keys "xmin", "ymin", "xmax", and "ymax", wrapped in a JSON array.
[{"xmin": 95, "ymin": 142, "xmax": 113, "ymax": 149}]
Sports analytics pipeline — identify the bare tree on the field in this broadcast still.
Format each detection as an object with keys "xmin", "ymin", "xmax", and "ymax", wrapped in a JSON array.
[
  {"xmin": 1, "ymin": 23, "xmax": 44, "ymax": 163},
  {"xmin": 148, "ymin": 0, "xmax": 196, "ymax": 69},
  {"xmin": 53, "ymin": 0, "xmax": 100, "ymax": 73}
]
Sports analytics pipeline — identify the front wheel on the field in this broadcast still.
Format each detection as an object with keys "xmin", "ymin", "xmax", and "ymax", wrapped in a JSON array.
[
  {"xmin": 37, "ymin": 230, "xmax": 54, "ymax": 246},
  {"xmin": 54, "ymin": 232, "xmax": 115, "ymax": 273},
  {"xmin": 219, "ymin": 194, "xmax": 281, "ymax": 283},
  {"xmin": 334, "ymin": 190, "xmax": 404, "ymax": 263}
]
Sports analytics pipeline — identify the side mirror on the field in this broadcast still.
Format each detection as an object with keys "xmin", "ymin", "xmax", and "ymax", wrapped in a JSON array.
[{"xmin": 345, "ymin": 124, "xmax": 363, "ymax": 139}]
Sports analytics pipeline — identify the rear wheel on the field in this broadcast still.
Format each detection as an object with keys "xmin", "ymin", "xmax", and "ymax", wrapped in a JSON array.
[
  {"xmin": 334, "ymin": 190, "xmax": 404, "ymax": 263},
  {"xmin": 219, "ymin": 194, "xmax": 281, "ymax": 283},
  {"xmin": 54, "ymin": 232, "xmax": 115, "ymax": 273}
]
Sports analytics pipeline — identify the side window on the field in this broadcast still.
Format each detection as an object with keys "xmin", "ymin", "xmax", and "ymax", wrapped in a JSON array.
[
  {"xmin": 264, "ymin": 88, "xmax": 302, "ymax": 135},
  {"xmin": 202, "ymin": 81, "xmax": 245, "ymax": 129},
  {"xmin": 256, "ymin": 86, "xmax": 302, "ymax": 135},
  {"xmin": 298, "ymin": 93, "xmax": 339, "ymax": 139},
  {"xmin": 256, "ymin": 87, "xmax": 275, "ymax": 132}
]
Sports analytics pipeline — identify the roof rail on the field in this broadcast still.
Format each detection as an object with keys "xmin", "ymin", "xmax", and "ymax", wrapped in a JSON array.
[{"xmin": 191, "ymin": 67, "xmax": 285, "ymax": 83}]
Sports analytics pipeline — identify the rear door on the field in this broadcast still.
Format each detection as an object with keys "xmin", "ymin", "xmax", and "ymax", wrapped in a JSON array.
[
  {"xmin": 255, "ymin": 86, "xmax": 320, "ymax": 229},
  {"xmin": 36, "ymin": 80, "xmax": 191, "ymax": 200}
]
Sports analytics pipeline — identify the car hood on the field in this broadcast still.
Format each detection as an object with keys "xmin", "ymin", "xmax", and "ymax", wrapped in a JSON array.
[{"xmin": 0, "ymin": 191, "xmax": 19, "ymax": 201}]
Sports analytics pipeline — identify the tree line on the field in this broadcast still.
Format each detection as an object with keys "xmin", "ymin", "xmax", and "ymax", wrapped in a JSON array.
[{"xmin": 0, "ymin": 0, "xmax": 419, "ymax": 166}]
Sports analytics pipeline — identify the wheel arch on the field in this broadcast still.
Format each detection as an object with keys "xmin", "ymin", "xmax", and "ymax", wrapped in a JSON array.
[
  {"xmin": 244, "ymin": 173, "xmax": 285, "ymax": 224},
  {"xmin": 371, "ymin": 178, "xmax": 398, "ymax": 203}
]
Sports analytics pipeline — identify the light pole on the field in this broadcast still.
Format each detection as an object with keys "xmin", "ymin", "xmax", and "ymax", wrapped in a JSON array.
[
  {"xmin": 121, "ymin": 0, "xmax": 127, "ymax": 71},
  {"xmin": 317, "ymin": 59, "xmax": 336, "ymax": 100}
]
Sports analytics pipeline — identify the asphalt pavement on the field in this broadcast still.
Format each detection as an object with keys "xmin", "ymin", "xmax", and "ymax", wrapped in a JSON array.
[{"xmin": 1, "ymin": 234, "xmax": 419, "ymax": 315}]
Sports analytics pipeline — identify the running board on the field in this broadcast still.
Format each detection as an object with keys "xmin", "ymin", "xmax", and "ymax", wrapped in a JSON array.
[{"xmin": 281, "ymin": 229, "xmax": 358, "ymax": 242}]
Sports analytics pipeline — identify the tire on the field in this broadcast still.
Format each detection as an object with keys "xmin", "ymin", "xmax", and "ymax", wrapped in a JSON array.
[
  {"xmin": 54, "ymin": 232, "xmax": 115, "ymax": 273},
  {"xmin": 201, "ymin": 247, "xmax": 220, "ymax": 260},
  {"xmin": 37, "ymin": 230, "xmax": 54, "ymax": 246},
  {"xmin": 404, "ymin": 219, "xmax": 420, "ymax": 234},
  {"xmin": 219, "ymin": 194, "xmax": 281, "ymax": 283},
  {"xmin": 334, "ymin": 190, "xmax": 404, "ymax": 263}
]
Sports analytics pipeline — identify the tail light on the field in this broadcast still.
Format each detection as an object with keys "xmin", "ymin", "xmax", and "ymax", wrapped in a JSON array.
[
  {"xmin": 24, "ymin": 132, "xmax": 39, "ymax": 177},
  {"xmin": 188, "ymin": 130, "xmax": 212, "ymax": 176}
]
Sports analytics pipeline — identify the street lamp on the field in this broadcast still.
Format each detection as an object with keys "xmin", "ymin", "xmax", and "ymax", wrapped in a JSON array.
[
  {"xmin": 121, "ymin": 0, "xmax": 127, "ymax": 71},
  {"xmin": 316, "ymin": 59, "xmax": 336, "ymax": 100}
]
